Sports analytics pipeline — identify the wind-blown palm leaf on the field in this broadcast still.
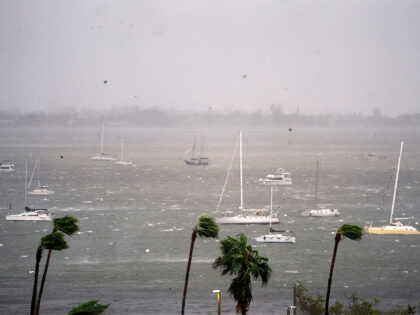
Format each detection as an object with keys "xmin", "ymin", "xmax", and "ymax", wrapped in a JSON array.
[
  {"xmin": 195, "ymin": 215, "xmax": 219, "ymax": 238},
  {"xmin": 40, "ymin": 232, "xmax": 68, "ymax": 251},
  {"xmin": 54, "ymin": 216, "xmax": 79, "ymax": 235},
  {"xmin": 337, "ymin": 224, "xmax": 363, "ymax": 241},
  {"xmin": 68, "ymin": 300, "xmax": 110, "ymax": 315}
]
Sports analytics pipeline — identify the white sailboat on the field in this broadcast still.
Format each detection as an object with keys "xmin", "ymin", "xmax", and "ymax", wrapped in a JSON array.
[
  {"xmin": 365, "ymin": 141, "xmax": 420, "ymax": 235},
  {"xmin": 216, "ymin": 132, "xmax": 279, "ymax": 225},
  {"xmin": 259, "ymin": 168, "xmax": 292, "ymax": 186},
  {"xmin": 302, "ymin": 161, "xmax": 340, "ymax": 217},
  {"xmin": 28, "ymin": 159, "xmax": 55, "ymax": 195},
  {"xmin": 255, "ymin": 185, "xmax": 296, "ymax": 243},
  {"xmin": 115, "ymin": 138, "xmax": 133, "ymax": 165},
  {"xmin": 92, "ymin": 122, "xmax": 117, "ymax": 161},
  {"xmin": 6, "ymin": 161, "xmax": 53, "ymax": 221}
]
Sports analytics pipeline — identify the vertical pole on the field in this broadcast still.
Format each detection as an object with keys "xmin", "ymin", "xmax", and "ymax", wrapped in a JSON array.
[
  {"xmin": 101, "ymin": 121, "xmax": 104, "ymax": 153},
  {"xmin": 239, "ymin": 131, "xmax": 243, "ymax": 214},
  {"xmin": 217, "ymin": 292, "xmax": 221, "ymax": 315},
  {"xmin": 25, "ymin": 160, "xmax": 27, "ymax": 206},
  {"xmin": 314, "ymin": 161, "xmax": 319, "ymax": 209},
  {"xmin": 270, "ymin": 185, "xmax": 273, "ymax": 230},
  {"xmin": 293, "ymin": 284, "xmax": 298, "ymax": 315},
  {"xmin": 390, "ymin": 141, "xmax": 403, "ymax": 224}
]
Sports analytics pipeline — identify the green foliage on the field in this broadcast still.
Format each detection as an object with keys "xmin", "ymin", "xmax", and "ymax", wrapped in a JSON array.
[
  {"xmin": 68, "ymin": 300, "xmax": 110, "ymax": 315},
  {"xmin": 213, "ymin": 233, "xmax": 272, "ymax": 314},
  {"xmin": 346, "ymin": 292, "xmax": 380, "ymax": 315},
  {"xmin": 40, "ymin": 232, "xmax": 68, "ymax": 251},
  {"xmin": 337, "ymin": 224, "xmax": 363, "ymax": 241},
  {"xmin": 385, "ymin": 304, "xmax": 418, "ymax": 315},
  {"xmin": 54, "ymin": 216, "xmax": 79, "ymax": 235},
  {"xmin": 194, "ymin": 215, "xmax": 219, "ymax": 239},
  {"xmin": 296, "ymin": 284, "xmax": 416, "ymax": 315},
  {"xmin": 296, "ymin": 284, "xmax": 325, "ymax": 315}
]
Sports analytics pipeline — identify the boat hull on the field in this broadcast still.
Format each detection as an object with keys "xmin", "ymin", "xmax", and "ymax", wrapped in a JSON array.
[
  {"xmin": 365, "ymin": 226, "xmax": 420, "ymax": 235},
  {"xmin": 216, "ymin": 216, "xmax": 279, "ymax": 224},
  {"xmin": 259, "ymin": 180, "xmax": 292, "ymax": 186},
  {"xmin": 28, "ymin": 190, "xmax": 55, "ymax": 195},
  {"xmin": 6, "ymin": 215, "xmax": 52, "ymax": 221},
  {"xmin": 255, "ymin": 234, "xmax": 296, "ymax": 243},
  {"xmin": 92, "ymin": 155, "xmax": 117, "ymax": 161}
]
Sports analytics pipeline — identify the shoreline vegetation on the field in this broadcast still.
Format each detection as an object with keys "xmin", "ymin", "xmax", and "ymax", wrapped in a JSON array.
[{"xmin": 1, "ymin": 106, "xmax": 420, "ymax": 128}]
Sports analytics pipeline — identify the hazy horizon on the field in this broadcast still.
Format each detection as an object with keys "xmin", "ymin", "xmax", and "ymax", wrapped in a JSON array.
[{"xmin": 1, "ymin": 1, "xmax": 419, "ymax": 117}]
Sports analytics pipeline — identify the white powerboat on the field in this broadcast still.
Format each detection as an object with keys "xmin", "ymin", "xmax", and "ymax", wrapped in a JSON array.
[
  {"xmin": 255, "ymin": 185, "xmax": 296, "ymax": 243},
  {"xmin": 259, "ymin": 168, "xmax": 292, "ymax": 185},
  {"xmin": 216, "ymin": 132, "xmax": 279, "ymax": 225},
  {"xmin": 307, "ymin": 208, "xmax": 339, "ymax": 217},
  {"xmin": 301, "ymin": 161, "xmax": 340, "ymax": 217},
  {"xmin": 92, "ymin": 121, "xmax": 117, "ymax": 161},
  {"xmin": 0, "ymin": 160, "xmax": 15, "ymax": 172},
  {"xmin": 6, "ymin": 207, "xmax": 52, "ymax": 221},
  {"xmin": 365, "ymin": 142, "xmax": 420, "ymax": 235}
]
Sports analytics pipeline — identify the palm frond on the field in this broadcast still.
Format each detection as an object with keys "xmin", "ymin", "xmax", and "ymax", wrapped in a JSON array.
[
  {"xmin": 40, "ymin": 232, "xmax": 68, "ymax": 251},
  {"xmin": 68, "ymin": 300, "xmax": 110, "ymax": 315},
  {"xmin": 338, "ymin": 224, "xmax": 363, "ymax": 241},
  {"xmin": 54, "ymin": 216, "xmax": 79, "ymax": 235},
  {"xmin": 195, "ymin": 216, "xmax": 219, "ymax": 239}
]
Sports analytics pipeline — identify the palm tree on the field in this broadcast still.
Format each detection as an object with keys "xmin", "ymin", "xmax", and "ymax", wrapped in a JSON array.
[
  {"xmin": 213, "ymin": 233, "xmax": 272, "ymax": 315},
  {"xmin": 325, "ymin": 224, "xmax": 363, "ymax": 315},
  {"xmin": 181, "ymin": 215, "xmax": 219, "ymax": 315},
  {"xmin": 35, "ymin": 216, "xmax": 79, "ymax": 315},
  {"xmin": 30, "ymin": 232, "xmax": 69, "ymax": 315}
]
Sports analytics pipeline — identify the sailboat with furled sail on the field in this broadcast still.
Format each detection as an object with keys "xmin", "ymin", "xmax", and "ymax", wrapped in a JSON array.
[
  {"xmin": 115, "ymin": 138, "xmax": 133, "ymax": 165},
  {"xmin": 28, "ymin": 158, "xmax": 55, "ymax": 195},
  {"xmin": 183, "ymin": 136, "xmax": 209, "ymax": 166},
  {"xmin": 216, "ymin": 132, "xmax": 279, "ymax": 224},
  {"xmin": 255, "ymin": 185, "xmax": 296, "ymax": 243},
  {"xmin": 92, "ymin": 121, "xmax": 117, "ymax": 161},
  {"xmin": 365, "ymin": 141, "xmax": 420, "ymax": 235}
]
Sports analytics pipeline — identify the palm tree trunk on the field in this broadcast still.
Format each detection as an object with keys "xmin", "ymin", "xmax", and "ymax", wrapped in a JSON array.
[
  {"xmin": 181, "ymin": 230, "xmax": 197, "ymax": 315},
  {"xmin": 31, "ymin": 247, "xmax": 42, "ymax": 315},
  {"xmin": 35, "ymin": 249, "xmax": 52, "ymax": 315},
  {"xmin": 325, "ymin": 233, "xmax": 341, "ymax": 315}
]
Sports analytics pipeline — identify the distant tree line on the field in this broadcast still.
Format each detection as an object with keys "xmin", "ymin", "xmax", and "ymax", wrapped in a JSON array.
[{"xmin": 1, "ymin": 106, "xmax": 419, "ymax": 128}]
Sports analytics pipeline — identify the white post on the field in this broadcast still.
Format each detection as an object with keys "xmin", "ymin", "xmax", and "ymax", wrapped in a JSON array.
[
  {"xmin": 314, "ymin": 160, "xmax": 319, "ymax": 209},
  {"xmin": 239, "ymin": 131, "xmax": 243, "ymax": 213},
  {"xmin": 25, "ymin": 160, "xmax": 27, "ymax": 206},
  {"xmin": 270, "ymin": 185, "xmax": 273, "ymax": 230},
  {"xmin": 120, "ymin": 139, "xmax": 124, "ymax": 161},
  {"xmin": 101, "ymin": 121, "xmax": 105, "ymax": 153},
  {"xmin": 390, "ymin": 141, "xmax": 404, "ymax": 224}
]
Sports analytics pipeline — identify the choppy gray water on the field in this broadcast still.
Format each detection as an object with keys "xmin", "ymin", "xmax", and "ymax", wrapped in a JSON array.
[{"xmin": 0, "ymin": 127, "xmax": 419, "ymax": 314}]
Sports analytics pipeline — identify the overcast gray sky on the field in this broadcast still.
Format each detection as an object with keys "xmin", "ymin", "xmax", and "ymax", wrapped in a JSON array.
[{"xmin": 1, "ymin": 0, "xmax": 419, "ymax": 116}]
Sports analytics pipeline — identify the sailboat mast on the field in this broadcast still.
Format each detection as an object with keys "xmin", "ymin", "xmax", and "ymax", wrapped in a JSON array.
[
  {"xmin": 191, "ymin": 137, "xmax": 196, "ymax": 160},
  {"xmin": 270, "ymin": 185, "xmax": 273, "ymax": 229},
  {"xmin": 120, "ymin": 139, "xmax": 124, "ymax": 161},
  {"xmin": 101, "ymin": 121, "xmax": 105, "ymax": 153},
  {"xmin": 37, "ymin": 158, "xmax": 41, "ymax": 187},
  {"xmin": 239, "ymin": 131, "xmax": 243, "ymax": 213},
  {"xmin": 390, "ymin": 141, "xmax": 404, "ymax": 224},
  {"xmin": 25, "ymin": 160, "xmax": 27, "ymax": 206},
  {"xmin": 315, "ymin": 160, "xmax": 319, "ymax": 209}
]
